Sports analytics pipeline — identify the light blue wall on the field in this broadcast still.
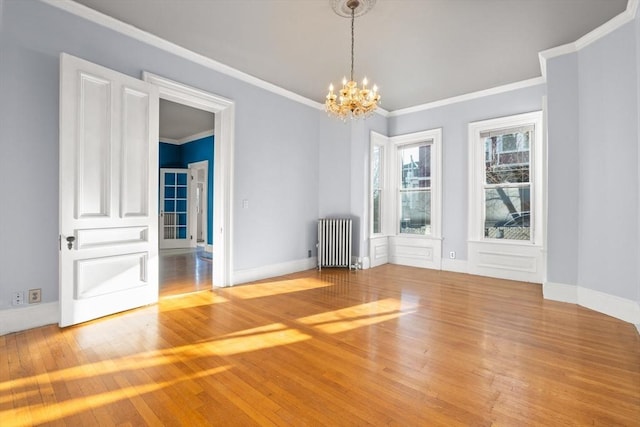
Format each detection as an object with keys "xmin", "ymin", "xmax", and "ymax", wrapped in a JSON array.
[
  {"xmin": 388, "ymin": 85, "xmax": 547, "ymax": 261},
  {"xmin": 317, "ymin": 112, "xmax": 387, "ymax": 259},
  {"xmin": 637, "ymin": 7, "xmax": 640, "ymax": 309},
  {"xmin": 546, "ymin": 18, "xmax": 639, "ymax": 302},
  {"xmin": 0, "ymin": 0, "xmax": 327, "ymax": 309},
  {"xmin": 576, "ymin": 22, "xmax": 638, "ymax": 300},
  {"xmin": 546, "ymin": 53, "xmax": 580, "ymax": 286}
]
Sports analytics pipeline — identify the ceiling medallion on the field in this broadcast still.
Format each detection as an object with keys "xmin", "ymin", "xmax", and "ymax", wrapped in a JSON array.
[{"xmin": 325, "ymin": 0, "xmax": 380, "ymax": 120}]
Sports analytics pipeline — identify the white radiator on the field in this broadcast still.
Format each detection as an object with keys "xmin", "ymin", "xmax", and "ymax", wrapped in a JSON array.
[{"xmin": 318, "ymin": 218, "xmax": 353, "ymax": 270}]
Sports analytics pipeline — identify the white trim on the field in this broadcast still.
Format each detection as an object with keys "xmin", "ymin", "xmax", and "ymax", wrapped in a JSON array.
[
  {"xmin": 360, "ymin": 256, "xmax": 371, "ymax": 269},
  {"xmin": 143, "ymin": 72, "xmax": 234, "ymax": 287},
  {"xmin": 188, "ymin": 160, "xmax": 208, "ymax": 249},
  {"xmin": 390, "ymin": 128, "xmax": 443, "ymax": 239},
  {"xmin": 538, "ymin": 0, "xmax": 638, "ymax": 78},
  {"xmin": 388, "ymin": 77, "xmax": 545, "ymax": 117},
  {"xmin": 40, "ymin": 0, "xmax": 323, "ymax": 111},
  {"xmin": 468, "ymin": 111, "xmax": 544, "ymax": 245},
  {"xmin": 180, "ymin": 129, "xmax": 214, "ymax": 144},
  {"xmin": 159, "ymin": 129, "xmax": 215, "ymax": 146},
  {"xmin": 543, "ymin": 281, "xmax": 578, "ymax": 304},
  {"xmin": 0, "ymin": 303, "xmax": 59, "ymax": 336},
  {"xmin": 578, "ymin": 287, "xmax": 640, "ymax": 325},
  {"xmin": 233, "ymin": 258, "xmax": 317, "ymax": 286},
  {"xmin": 441, "ymin": 258, "xmax": 468, "ymax": 274},
  {"xmin": 544, "ymin": 282, "xmax": 640, "ymax": 325}
]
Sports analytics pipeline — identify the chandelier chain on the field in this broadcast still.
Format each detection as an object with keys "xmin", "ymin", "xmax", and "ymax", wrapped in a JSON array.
[{"xmin": 350, "ymin": 6, "xmax": 355, "ymax": 82}]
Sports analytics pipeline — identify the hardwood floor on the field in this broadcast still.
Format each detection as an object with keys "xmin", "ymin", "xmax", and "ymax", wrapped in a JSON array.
[
  {"xmin": 159, "ymin": 248, "xmax": 212, "ymax": 297},
  {"xmin": 2, "ymin": 265, "xmax": 639, "ymax": 426}
]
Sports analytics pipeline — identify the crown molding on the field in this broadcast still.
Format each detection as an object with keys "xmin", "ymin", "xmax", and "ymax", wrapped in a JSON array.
[
  {"xmin": 160, "ymin": 129, "xmax": 215, "ymax": 145},
  {"xmin": 39, "ymin": 0, "xmax": 637, "ymax": 119},
  {"xmin": 538, "ymin": 0, "xmax": 638, "ymax": 78},
  {"xmin": 388, "ymin": 77, "xmax": 546, "ymax": 118},
  {"xmin": 39, "ymin": 0, "xmax": 324, "ymax": 111}
]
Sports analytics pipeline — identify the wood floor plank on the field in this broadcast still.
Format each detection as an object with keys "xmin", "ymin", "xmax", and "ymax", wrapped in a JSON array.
[{"xmin": 1, "ymin": 263, "xmax": 639, "ymax": 426}]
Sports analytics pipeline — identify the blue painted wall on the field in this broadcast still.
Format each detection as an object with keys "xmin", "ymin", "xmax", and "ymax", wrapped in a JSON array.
[
  {"xmin": 159, "ymin": 143, "xmax": 182, "ymax": 169},
  {"xmin": 159, "ymin": 136, "xmax": 214, "ymax": 244}
]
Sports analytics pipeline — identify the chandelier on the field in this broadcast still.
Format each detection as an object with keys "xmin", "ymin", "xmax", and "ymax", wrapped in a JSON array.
[{"xmin": 326, "ymin": 0, "xmax": 380, "ymax": 120}]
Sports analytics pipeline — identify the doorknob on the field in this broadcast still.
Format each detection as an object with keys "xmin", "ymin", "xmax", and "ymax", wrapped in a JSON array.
[{"xmin": 66, "ymin": 236, "xmax": 75, "ymax": 250}]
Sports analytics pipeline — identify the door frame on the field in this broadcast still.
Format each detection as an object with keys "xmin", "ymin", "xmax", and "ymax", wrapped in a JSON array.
[
  {"xmin": 143, "ymin": 72, "xmax": 234, "ymax": 287},
  {"xmin": 188, "ymin": 160, "xmax": 208, "ymax": 250}
]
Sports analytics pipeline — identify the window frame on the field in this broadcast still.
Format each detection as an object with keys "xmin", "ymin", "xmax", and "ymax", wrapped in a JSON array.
[
  {"xmin": 396, "ymin": 141, "xmax": 433, "ymax": 237},
  {"xmin": 390, "ymin": 129, "xmax": 442, "ymax": 239},
  {"xmin": 468, "ymin": 111, "xmax": 543, "ymax": 245},
  {"xmin": 370, "ymin": 139, "xmax": 386, "ymax": 236}
]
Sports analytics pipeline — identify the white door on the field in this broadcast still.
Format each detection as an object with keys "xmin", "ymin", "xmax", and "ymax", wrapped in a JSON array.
[
  {"xmin": 59, "ymin": 53, "xmax": 159, "ymax": 327},
  {"xmin": 159, "ymin": 168, "xmax": 191, "ymax": 249}
]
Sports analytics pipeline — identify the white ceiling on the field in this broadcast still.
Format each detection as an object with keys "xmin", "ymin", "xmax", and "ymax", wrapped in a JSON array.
[
  {"xmin": 73, "ymin": 0, "xmax": 628, "ymax": 112},
  {"xmin": 159, "ymin": 99, "xmax": 214, "ymax": 142}
]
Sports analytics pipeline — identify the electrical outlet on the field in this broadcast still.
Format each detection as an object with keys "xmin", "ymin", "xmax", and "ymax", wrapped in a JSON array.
[
  {"xmin": 12, "ymin": 291, "xmax": 25, "ymax": 306},
  {"xmin": 449, "ymin": 251, "xmax": 456, "ymax": 259},
  {"xmin": 29, "ymin": 289, "xmax": 42, "ymax": 304}
]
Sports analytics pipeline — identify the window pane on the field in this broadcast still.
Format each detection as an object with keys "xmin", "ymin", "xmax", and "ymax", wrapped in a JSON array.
[
  {"xmin": 484, "ymin": 186, "xmax": 530, "ymax": 240},
  {"xmin": 373, "ymin": 189, "xmax": 381, "ymax": 234},
  {"xmin": 372, "ymin": 146, "xmax": 381, "ymax": 189},
  {"xmin": 484, "ymin": 131, "xmax": 530, "ymax": 184},
  {"xmin": 400, "ymin": 144, "xmax": 431, "ymax": 189},
  {"xmin": 400, "ymin": 190, "xmax": 430, "ymax": 235}
]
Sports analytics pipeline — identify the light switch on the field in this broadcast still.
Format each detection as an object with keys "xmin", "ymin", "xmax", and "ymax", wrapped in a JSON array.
[{"xmin": 242, "ymin": 199, "xmax": 249, "ymax": 209}]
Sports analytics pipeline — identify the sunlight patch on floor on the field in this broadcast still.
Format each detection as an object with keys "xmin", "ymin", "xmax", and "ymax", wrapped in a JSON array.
[
  {"xmin": 1, "ymin": 366, "xmax": 230, "ymax": 426},
  {"xmin": 222, "ymin": 277, "xmax": 336, "ymax": 299},
  {"xmin": 297, "ymin": 298, "xmax": 418, "ymax": 334},
  {"xmin": 187, "ymin": 324, "xmax": 312, "ymax": 357}
]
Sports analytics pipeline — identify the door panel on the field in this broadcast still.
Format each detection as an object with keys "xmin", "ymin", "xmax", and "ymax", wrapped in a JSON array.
[
  {"xmin": 121, "ymin": 88, "xmax": 151, "ymax": 217},
  {"xmin": 59, "ymin": 53, "xmax": 159, "ymax": 327}
]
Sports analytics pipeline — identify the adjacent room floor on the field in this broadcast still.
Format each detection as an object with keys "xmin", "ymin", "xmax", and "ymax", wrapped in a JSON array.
[{"xmin": 159, "ymin": 247, "xmax": 213, "ymax": 297}]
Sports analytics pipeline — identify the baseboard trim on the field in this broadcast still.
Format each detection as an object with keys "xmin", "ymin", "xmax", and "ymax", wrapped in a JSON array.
[
  {"xmin": 543, "ymin": 281, "xmax": 578, "ymax": 304},
  {"xmin": 544, "ymin": 282, "xmax": 640, "ymax": 325},
  {"xmin": 0, "ymin": 302, "xmax": 59, "ymax": 336},
  {"xmin": 441, "ymin": 259, "xmax": 468, "ymax": 274},
  {"xmin": 233, "ymin": 257, "xmax": 317, "ymax": 286}
]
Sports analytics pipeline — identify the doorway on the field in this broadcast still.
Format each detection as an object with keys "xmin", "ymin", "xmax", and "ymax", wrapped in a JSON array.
[
  {"xmin": 158, "ymin": 99, "xmax": 214, "ymax": 295},
  {"xmin": 144, "ymin": 71, "xmax": 235, "ymax": 289}
]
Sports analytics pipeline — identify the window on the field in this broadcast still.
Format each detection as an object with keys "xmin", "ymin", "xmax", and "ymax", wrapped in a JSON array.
[
  {"xmin": 371, "ymin": 145, "xmax": 383, "ymax": 234},
  {"xmin": 398, "ymin": 143, "xmax": 431, "ymax": 235},
  {"xmin": 483, "ymin": 126, "xmax": 532, "ymax": 240},
  {"xmin": 369, "ymin": 129, "xmax": 441, "ymax": 239},
  {"xmin": 370, "ymin": 129, "xmax": 442, "ymax": 270},
  {"xmin": 469, "ymin": 112, "xmax": 543, "ymax": 244}
]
